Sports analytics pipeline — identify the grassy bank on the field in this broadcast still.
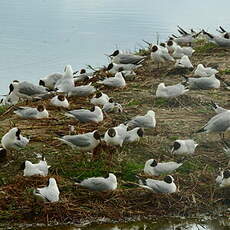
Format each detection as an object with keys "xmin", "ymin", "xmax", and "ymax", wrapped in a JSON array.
[{"xmin": 0, "ymin": 41, "xmax": 229, "ymax": 227}]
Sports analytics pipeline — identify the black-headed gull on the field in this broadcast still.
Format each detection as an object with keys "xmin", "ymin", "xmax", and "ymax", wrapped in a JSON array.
[
  {"xmin": 194, "ymin": 64, "xmax": 218, "ymax": 77},
  {"xmin": 219, "ymin": 170, "xmax": 230, "ymax": 187},
  {"xmin": 156, "ymin": 83, "xmax": 189, "ymax": 98},
  {"xmin": 98, "ymin": 72, "xmax": 126, "ymax": 88},
  {"xmin": 183, "ymin": 75, "xmax": 220, "ymax": 90},
  {"xmin": 66, "ymin": 106, "xmax": 103, "ymax": 123},
  {"xmin": 9, "ymin": 81, "xmax": 49, "ymax": 100},
  {"xmin": 22, "ymin": 158, "xmax": 50, "ymax": 177},
  {"xmin": 109, "ymin": 50, "xmax": 146, "ymax": 65},
  {"xmin": 90, "ymin": 91, "xmax": 110, "ymax": 106},
  {"xmin": 33, "ymin": 178, "xmax": 60, "ymax": 202},
  {"xmin": 144, "ymin": 159, "xmax": 183, "ymax": 176},
  {"xmin": 57, "ymin": 130, "xmax": 101, "ymax": 152},
  {"xmin": 139, "ymin": 175, "xmax": 177, "ymax": 193},
  {"xmin": 124, "ymin": 127, "xmax": 144, "ymax": 143},
  {"xmin": 50, "ymin": 95, "xmax": 69, "ymax": 108},
  {"xmin": 14, "ymin": 105, "xmax": 49, "ymax": 119},
  {"xmin": 104, "ymin": 128, "xmax": 124, "ymax": 147},
  {"xmin": 196, "ymin": 111, "xmax": 230, "ymax": 139},
  {"xmin": 55, "ymin": 65, "xmax": 75, "ymax": 93},
  {"xmin": 1, "ymin": 127, "xmax": 29, "ymax": 150},
  {"xmin": 75, "ymin": 173, "xmax": 117, "ymax": 191},
  {"xmin": 67, "ymin": 83, "xmax": 96, "ymax": 97},
  {"xmin": 39, "ymin": 72, "xmax": 63, "ymax": 90},
  {"xmin": 128, "ymin": 110, "xmax": 156, "ymax": 129},
  {"xmin": 171, "ymin": 139, "xmax": 198, "ymax": 155}
]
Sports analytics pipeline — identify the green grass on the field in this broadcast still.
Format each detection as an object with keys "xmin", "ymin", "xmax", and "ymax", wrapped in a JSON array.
[
  {"xmin": 126, "ymin": 99, "xmax": 141, "ymax": 106},
  {"xmin": 177, "ymin": 159, "xmax": 205, "ymax": 174},
  {"xmin": 119, "ymin": 161, "xmax": 143, "ymax": 181},
  {"xmin": 220, "ymin": 69, "xmax": 230, "ymax": 74},
  {"xmin": 0, "ymin": 105, "xmax": 9, "ymax": 115},
  {"xmin": 154, "ymin": 98, "xmax": 168, "ymax": 106},
  {"xmin": 195, "ymin": 43, "xmax": 218, "ymax": 53}
]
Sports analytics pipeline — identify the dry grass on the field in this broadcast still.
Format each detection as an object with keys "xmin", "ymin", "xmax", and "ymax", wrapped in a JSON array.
[{"xmin": 0, "ymin": 41, "xmax": 230, "ymax": 226}]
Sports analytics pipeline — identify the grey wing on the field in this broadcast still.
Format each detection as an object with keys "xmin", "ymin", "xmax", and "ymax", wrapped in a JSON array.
[
  {"xmin": 12, "ymin": 140, "xmax": 27, "ymax": 149},
  {"xmin": 206, "ymin": 113, "xmax": 230, "ymax": 132},
  {"xmin": 70, "ymin": 86, "xmax": 96, "ymax": 96},
  {"xmin": 102, "ymin": 78, "xmax": 120, "ymax": 87},
  {"xmin": 37, "ymin": 187, "xmax": 51, "ymax": 201},
  {"xmin": 192, "ymin": 78, "xmax": 213, "ymax": 89},
  {"xmin": 119, "ymin": 55, "xmax": 145, "ymax": 64},
  {"xmin": 103, "ymin": 103, "xmax": 114, "ymax": 112},
  {"xmin": 147, "ymin": 180, "xmax": 166, "ymax": 193},
  {"xmin": 15, "ymin": 108, "xmax": 37, "ymax": 117},
  {"xmin": 63, "ymin": 135, "xmax": 91, "ymax": 147},
  {"xmin": 129, "ymin": 116, "xmax": 152, "ymax": 128},
  {"xmin": 68, "ymin": 111, "xmax": 97, "ymax": 122},
  {"xmin": 167, "ymin": 84, "xmax": 184, "ymax": 96},
  {"xmin": 82, "ymin": 178, "xmax": 108, "ymax": 190},
  {"xmin": 19, "ymin": 82, "xmax": 47, "ymax": 96}
]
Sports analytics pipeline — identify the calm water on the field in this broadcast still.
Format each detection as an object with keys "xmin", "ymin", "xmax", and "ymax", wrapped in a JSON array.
[
  {"xmin": 23, "ymin": 217, "xmax": 230, "ymax": 230},
  {"xmin": 1, "ymin": 0, "xmax": 230, "ymax": 93},
  {"xmin": 1, "ymin": 0, "xmax": 230, "ymax": 228}
]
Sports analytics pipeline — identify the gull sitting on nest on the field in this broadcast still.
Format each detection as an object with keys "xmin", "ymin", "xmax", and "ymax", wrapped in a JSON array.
[
  {"xmin": 33, "ymin": 178, "xmax": 60, "ymax": 202},
  {"xmin": 75, "ymin": 173, "xmax": 117, "ymax": 192}
]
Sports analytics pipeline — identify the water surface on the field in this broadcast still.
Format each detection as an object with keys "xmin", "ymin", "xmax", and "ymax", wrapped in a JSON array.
[{"xmin": 1, "ymin": 0, "xmax": 230, "ymax": 93}]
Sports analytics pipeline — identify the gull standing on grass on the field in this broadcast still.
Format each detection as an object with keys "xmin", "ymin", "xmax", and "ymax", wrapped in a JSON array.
[
  {"xmin": 14, "ymin": 105, "xmax": 49, "ymax": 119},
  {"xmin": 196, "ymin": 110, "xmax": 230, "ymax": 139},
  {"xmin": 211, "ymin": 101, "xmax": 229, "ymax": 114},
  {"xmin": 1, "ymin": 127, "xmax": 29, "ymax": 150},
  {"xmin": 57, "ymin": 130, "xmax": 101, "ymax": 152},
  {"xmin": 65, "ymin": 106, "xmax": 103, "ymax": 123},
  {"xmin": 75, "ymin": 173, "xmax": 117, "ymax": 192},
  {"xmin": 128, "ymin": 110, "xmax": 156, "ymax": 129},
  {"xmin": 139, "ymin": 175, "xmax": 177, "ymax": 193},
  {"xmin": 144, "ymin": 159, "xmax": 183, "ymax": 176},
  {"xmin": 156, "ymin": 82, "xmax": 189, "ymax": 98},
  {"xmin": 171, "ymin": 139, "xmax": 198, "ymax": 155},
  {"xmin": 33, "ymin": 178, "xmax": 60, "ymax": 202}
]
